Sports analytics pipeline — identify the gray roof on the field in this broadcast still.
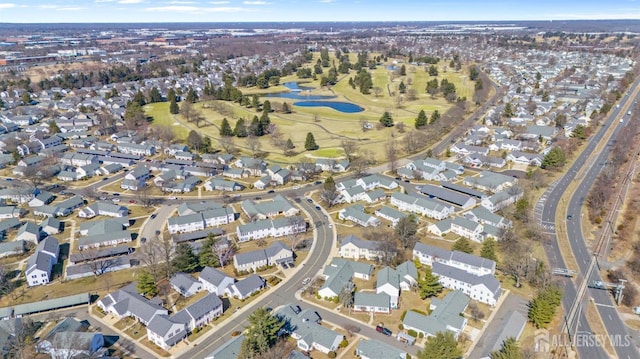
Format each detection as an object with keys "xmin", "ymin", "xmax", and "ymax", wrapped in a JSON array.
[
  {"xmin": 184, "ymin": 292, "xmax": 222, "ymax": 322},
  {"xmin": 354, "ymin": 292, "xmax": 390, "ymax": 308},
  {"xmin": 0, "ymin": 240, "xmax": 25, "ymax": 255},
  {"xmin": 0, "ymin": 218, "xmax": 21, "ymax": 233},
  {"xmin": 205, "ymin": 334, "xmax": 244, "ymax": 359},
  {"xmin": 439, "ymin": 181, "xmax": 486, "ymax": 199},
  {"xmin": 432, "ymin": 262, "xmax": 501, "ymax": 300},
  {"xmin": 233, "ymin": 274, "xmax": 265, "ymax": 297},
  {"xmin": 146, "ymin": 314, "xmax": 186, "ymax": 347},
  {"xmin": 488, "ymin": 311, "xmax": 527, "ymax": 354},
  {"xmin": 275, "ymin": 304, "xmax": 340, "ymax": 351},
  {"xmin": 199, "ymin": 266, "xmax": 234, "ymax": 287},
  {"xmin": 57, "ymin": 195, "xmax": 84, "ymax": 210},
  {"xmin": 340, "ymin": 234, "xmax": 382, "ymax": 251},
  {"xmin": 397, "ymin": 261, "xmax": 418, "ymax": 282},
  {"xmin": 99, "ymin": 283, "xmax": 166, "ymax": 323},
  {"xmin": 177, "ymin": 201, "xmax": 223, "ymax": 216},
  {"xmin": 69, "ymin": 246, "xmax": 131, "ymax": 264},
  {"xmin": 37, "ymin": 236, "xmax": 59, "ymax": 255},
  {"xmin": 376, "ymin": 267, "xmax": 399, "ymax": 290},
  {"xmin": 375, "ymin": 206, "xmax": 407, "ymax": 221},
  {"xmin": 413, "ymin": 242, "xmax": 496, "ymax": 272},
  {"xmin": 80, "ymin": 218, "xmax": 128, "ymax": 235},
  {"xmin": 77, "ymin": 230, "xmax": 131, "ymax": 248},
  {"xmin": 167, "ymin": 213, "xmax": 204, "ymax": 227},
  {"xmin": 241, "ymin": 194, "xmax": 296, "ymax": 218},
  {"xmin": 170, "ymin": 272, "xmax": 199, "ymax": 293},
  {"xmin": 172, "ymin": 228, "xmax": 224, "ymax": 244},
  {"xmin": 14, "ymin": 293, "xmax": 89, "ymax": 316},
  {"xmin": 356, "ymin": 339, "xmax": 406, "ymax": 359},
  {"xmin": 419, "ymin": 183, "xmax": 476, "ymax": 207}
]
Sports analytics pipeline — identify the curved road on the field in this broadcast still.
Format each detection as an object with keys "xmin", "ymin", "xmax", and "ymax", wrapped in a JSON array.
[{"xmin": 538, "ymin": 83, "xmax": 640, "ymax": 358}]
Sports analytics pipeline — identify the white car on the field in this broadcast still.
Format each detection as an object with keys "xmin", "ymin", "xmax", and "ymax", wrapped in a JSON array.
[
  {"xmin": 111, "ymin": 198, "xmax": 121, "ymax": 203},
  {"xmin": 328, "ymin": 223, "xmax": 333, "ymax": 228},
  {"xmin": 302, "ymin": 277, "xmax": 311, "ymax": 285},
  {"xmin": 168, "ymin": 196, "xmax": 177, "ymax": 200}
]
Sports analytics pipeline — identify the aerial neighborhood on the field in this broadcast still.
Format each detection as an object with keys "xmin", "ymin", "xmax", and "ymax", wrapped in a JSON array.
[{"xmin": 0, "ymin": 17, "xmax": 637, "ymax": 359}]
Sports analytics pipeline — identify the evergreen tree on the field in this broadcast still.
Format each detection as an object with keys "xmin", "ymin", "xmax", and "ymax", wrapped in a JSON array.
[
  {"xmin": 220, "ymin": 118, "xmax": 233, "ymax": 137},
  {"xmin": 282, "ymin": 102, "xmax": 290, "ymax": 114},
  {"xmin": 541, "ymin": 147, "xmax": 566, "ymax": 169},
  {"xmin": 379, "ymin": 111, "xmax": 394, "ymax": 127},
  {"xmin": 149, "ymin": 87, "xmax": 163, "ymax": 103},
  {"xmin": 428, "ymin": 65, "xmax": 439, "ymax": 76},
  {"xmin": 172, "ymin": 243, "xmax": 200, "ymax": 273},
  {"xmin": 415, "ymin": 109, "xmax": 428, "ymax": 128},
  {"xmin": 198, "ymin": 234, "xmax": 219, "ymax": 268},
  {"xmin": 418, "ymin": 266, "xmax": 443, "ymax": 299},
  {"xmin": 452, "ymin": 238, "xmax": 473, "ymax": 254},
  {"xmin": 490, "ymin": 337, "xmax": 522, "ymax": 359},
  {"xmin": 398, "ymin": 81, "xmax": 407, "ymax": 94},
  {"xmin": 252, "ymin": 94, "xmax": 260, "ymax": 110},
  {"xmin": 21, "ymin": 92, "xmax": 31, "ymax": 105},
  {"xmin": 304, "ymin": 132, "xmax": 318, "ymax": 150},
  {"xmin": 430, "ymin": 110, "xmax": 441, "ymax": 124},
  {"xmin": 529, "ymin": 286, "xmax": 562, "ymax": 328},
  {"xmin": 137, "ymin": 270, "xmax": 158, "ymax": 297},
  {"xmin": 400, "ymin": 64, "xmax": 407, "ymax": 76},
  {"xmin": 262, "ymin": 100, "xmax": 271, "ymax": 114},
  {"xmin": 418, "ymin": 331, "xmax": 462, "ymax": 359},
  {"xmin": 480, "ymin": 238, "xmax": 498, "ymax": 263},
  {"xmin": 133, "ymin": 90, "xmax": 146, "ymax": 106},
  {"xmin": 167, "ymin": 88, "xmax": 176, "ymax": 103},
  {"xmin": 185, "ymin": 87, "xmax": 199, "ymax": 103},
  {"xmin": 259, "ymin": 112, "xmax": 271, "ymax": 135},
  {"xmin": 169, "ymin": 97, "xmax": 179, "ymax": 115},
  {"xmin": 249, "ymin": 115, "xmax": 262, "ymax": 137},
  {"xmin": 240, "ymin": 308, "xmax": 284, "ymax": 357},
  {"xmin": 48, "ymin": 121, "xmax": 60, "ymax": 134},
  {"xmin": 234, "ymin": 118, "xmax": 248, "ymax": 137},
  {"xmin": 286, "ymin": 138, "xmax": 295, "ymax": 149}
]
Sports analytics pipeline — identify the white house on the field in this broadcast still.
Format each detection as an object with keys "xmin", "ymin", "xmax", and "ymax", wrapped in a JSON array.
[
  {"xmin": 198, "ymin": 266, "xmax": 235, "ymax": 296},
  {"xmin": 390, "ymin": 192, "xmax": 453, "ymax": 220},
  {"xmin": 338, "ymin": 235, "xmax": 383, "ymax": 261},
  {"xmin": 25, "ymin": 236, "xmax": 59, "ymax": 287},
  {"xmin": 432, "ymin": 262, "xmax": 502, "ymax": 306}
]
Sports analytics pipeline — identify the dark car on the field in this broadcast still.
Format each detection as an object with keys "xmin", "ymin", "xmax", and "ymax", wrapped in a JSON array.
[
  {"xmin": 140, "ymin": 237, "xmax": 147, "ymax": 243},
  {"xmin": 150, "ymin": 214, "xmax": 157, "ymax": 219},
  {"xmin": 315, "ymin": 181, "xmax": 322, "ymax": 185},
  {"xmin": 268, "ymin": 190, "xmax": 275, "ymax": 194},
  {"xmin": 567, "ymin": 215, "xmax": 573, "ymax": 220},
  {"xmin": 255, "ymin": 196, "xmax": 262, "ymax": 200},
  {"xmin": 376, "ymin": 325, "xmax": 392, "ymax": 336},
  {"xmin": 306, "ymin": 198, "xmax": 313, "ymax": 203},
  {"xmin": 315, "ymin": 206, "xmax": 321, "ymax": 210}
]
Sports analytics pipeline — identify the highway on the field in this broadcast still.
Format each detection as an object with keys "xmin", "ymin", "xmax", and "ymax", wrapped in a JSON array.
[{"xmin": 537, "ymin": 83, "xmax": 640, "ymax": 358}]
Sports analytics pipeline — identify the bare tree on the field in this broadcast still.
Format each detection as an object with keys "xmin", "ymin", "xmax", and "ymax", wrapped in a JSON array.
[
  {"xmin": 214, "ymin": 241, "xmax": 237, "ymax": 269},
  {"xmin": 137, "ymin": 236, "xmax": 163, "ymax": 281},
  {"xmin": 76, "ymin": 248, "xmax": 120, "ymax": 277},
  {"xmin": 343, "ymin": 323, "xmax": 361, "ymax": 338},
  {"xmin": 286, "ymin": 216, "xmax": 306, "ymax": 251},
  {"xmin": 7, "ymin": 318, "xmax": 38, "ymax": 359},
  {"xmin": 340, "ymin": 139, "xmax": 358, "ymax": 162},
  {"xmin": 246, "ymin": 136, "xmax": 262, "ymax": 157},
  {"xmin": 219, "ymin": 136, "xmax": 237, "ymax": 154},
  {"xmin": 0, "ymin": 265, "xmax": 16, "ymax": 298},
  {"xmin": 372, "ymin": 86, "xmax": 383, "ymax": 97},
  {"xmin": 180, "ymin": 101, "xmax": 193, "ymax": 122},
  {"xmin": 350, "ymin": 157, "xmax": 369, "ymax": 178},
  {"xmin": 385, "ymin": 139, "xmax": 399, "ymax": 173},
  {"xmin": 255, "ymin": 337, "xmax": 297, "ymax": 359}
]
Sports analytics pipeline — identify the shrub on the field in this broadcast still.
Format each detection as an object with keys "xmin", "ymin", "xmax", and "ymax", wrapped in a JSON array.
[
  {"xmin": 418, "ymin": 332, "xmax": 424, "ymax": 338},
  {"xmin": 400, "ymin": 310, "xmax": 408, "ymax": 321},
  {"xmin": 328, "ymin": 351, "xmax": 337, "ymax": 358},
  {"xmin": 340, "ymin": 338, "xmax": 348, "ymax": 348},
  {"xmin": 407, "ymin": 329, "xmax": 418, "ymax": 337},
  {"xmin": 398, "ymin": 323, "xmax": 404, "ymax": 330}
]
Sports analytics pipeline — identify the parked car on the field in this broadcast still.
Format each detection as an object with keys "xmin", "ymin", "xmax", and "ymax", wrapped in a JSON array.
[
  {"xmin": 168, "ymin": 196, "xmax": 177, "ymax": 200},
  {"xmin": 376, "ymin": 324, "xmax": 392, "ymax": 336},
  {"xmin": 111, "ymin": 198, "xmax": 120, "ymax": 203},
  {"xmin": 267, "ymin": 190, "xmax": 275, "ymax": 194},
  {"xmin": 306, "ymin": 198, "xmax": 313, "ymax": 203},
  {"xmin": 129, "ymin": 199, "xmax": 136, "ymax": 204},
  {"xmin": 150, "ymin": 214, "xmax": 157, "ymax": 219},
  {"xmin": 315, "ymin": 206, "xmax": 321, "ymax": 210},
  {"xmin": 302, "ymin": 277, "xmax": 311, "ymax": 285}
]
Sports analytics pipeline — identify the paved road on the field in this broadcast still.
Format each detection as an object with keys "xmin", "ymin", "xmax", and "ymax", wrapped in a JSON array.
[
  {"xmin": 182, "ymin": 200, "xmax": 417, "ymax": 359},
  {"xmin": 537, "ymin": 84, "xmax": 640, "ymax": 358}
]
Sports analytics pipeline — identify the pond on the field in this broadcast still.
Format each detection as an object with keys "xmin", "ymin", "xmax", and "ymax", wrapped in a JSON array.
[
  {"xmin": 294, "ymin": 101, "xmax": 364, "ymax": 113},
  {"xmin": 265, "ymin": 82, "xmax": 336, "ymax": 100}
]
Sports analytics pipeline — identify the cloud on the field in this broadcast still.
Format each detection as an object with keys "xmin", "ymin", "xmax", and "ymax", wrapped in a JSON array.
[
  {"xmin": 0, "ymin": 3, "xmax": 17, "ymax": 9},
  {"xmin": 210, "ymin": 1, "xmax": 230, "ymax": 3},
  {"xmin": 319, "ymin": 0, "xmax": 336, "ymax": 2},
  {"xmin": 146, "ymin": 5, "xmax": 255, "ymax": 13},
  {"xmin": 118, "ymin": 0, "xmax": 145, "ymax": 3},
  {"xmin": 243, "ymin": 1, "xmax": 268, "ymax": 4},
  {"xmin": 168, "ymin": 1, "xmax": 197, "ymax": 3},
  {"xmin": 38, "ymin": 4, "xmax": 86, "ymax": 11}
]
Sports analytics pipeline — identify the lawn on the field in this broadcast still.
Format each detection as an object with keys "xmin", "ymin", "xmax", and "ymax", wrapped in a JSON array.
[{"xmin": 144, "ymin": 54, "xmax": 476, "ymax": 167}]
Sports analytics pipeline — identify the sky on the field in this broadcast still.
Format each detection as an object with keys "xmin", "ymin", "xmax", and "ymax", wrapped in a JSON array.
[{"xmin": 1, "ymin": 0, "xmax": 640, "ymax": 23}]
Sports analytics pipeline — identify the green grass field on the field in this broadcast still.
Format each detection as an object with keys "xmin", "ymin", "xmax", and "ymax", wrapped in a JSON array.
[{"xmin": 144, "ymin": 53, "xmax": 476, "ymax": 165}]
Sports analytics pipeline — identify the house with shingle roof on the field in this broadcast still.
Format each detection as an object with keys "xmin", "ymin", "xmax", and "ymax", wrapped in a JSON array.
[
  {"xmin": 233, "ymin": 240, "xmax": 293, "ymax": 272},
  {"xmin": 353, "ymin": 292, "xmax": 391, "ymax": 313},
  {"xmin": 338, "ymin": 204, "xmax": 380, "ymax": 227},
  {"xmin": 374, "ymin": 206, "xmax": 408, "ymax": 227},
  {"xmin": 97, "ymin": 283, "xmax": 168, "ymax": 326},
  {"xmin": 240, "ymin": 195, "xmax": 299, "ymax": 220},
  {"xmin": 170, "ymin": 272, "xmax": 203, "ymax": 297},
  {"xmin": 413, "ymin": 242, "xmax": 495, "ymax": 276},
  {"xmin": 15, "ymin": 221, "xmax": 41, "ymax": 243},
  {"xmin": 276, "ymin": 304, "xmax": 343, "ymax": 354},
  {"xmin": 402, "ymin": 290, "xmax": 468, "ymax": 339},
  {"xmin": 0, "ymin": 240, "xmax": 26, "ymax": 258},
  {"xmin": 25, "ymin": 236, "xmax": 59, "ymax": 287},
  {"xmin": 236, "ymin": 216, "xmax": 306, "ymax": 242},
  {"xmin": 225, "ymin": 274, "xmax": 265, "ymax": 300},
  {"xmin": 78, "ymin": 201, "xmax": 128, "ymax": 219},
  {"xmin": 356, "ymin": 339, "xmax": 407, "ymax": 359},
  {"xmin": 204, "ymin": 177, "xmax": 243, "ymax": 191},
  {"xmin": 390, "ymin": 192, "xmax": 453, "ymax": 220},
  {"xmin": 432, "ymin": 262, "xmax": 502, "ymax": 306},
  {"xmin": 338, "ymin": 235, "xmax": 383, "ymax": 261},
  {"xmin": 198, "ymin": 266, "xmax": 235, "ymax": 296}
]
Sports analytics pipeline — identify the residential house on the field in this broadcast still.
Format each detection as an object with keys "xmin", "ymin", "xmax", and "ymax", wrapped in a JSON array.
[
  {"xmin": 0, "ymin": 240, "xmax": 26, "ymax": 258},
  {"xmin": 418, "ymin": 184, "xmax": 477, "ymax": 210},
  {"xmin": 355, "ymin": 339, "xmax": 407, "ymax": 359},
  {"xmin": 463, "ymin": 206, "xmax": 511, "ymax": 229},
  {"xmin": 432, "ymin": 262, "xmax": 502, "ymax": 306},
  {"xmin": 233, "ymin": 240, "xmax": 293, "ymax": 272},
  {"xmin": 235, "ymin": 157, "xmax": 266, "ymax": 176},
  {"xmin": 481, "ymin": 187, "xmax": 524, "ymax": 212},
  {"xmin": 276, "ymin": 304, "xmax": 343, "ymax": 354},
  {"xmin": 390, "ymin": 192, "xmax": 453, "ymax": 220},
  {"xmin": 170, "ymin": 272, "xmax": 203, "ymax": 297},
  {"xmin": 463, "ymin": 170, "xmax": 517, "ymax": 193},
  {"xmin": 204, "ymin": 177, "xmax": 243, "ymax": 192},
  {"xmin": 0, "ymin": 206, "xmax": 22, "ymax": 219},
  {"xmin": 353, "ymin": 292, "xmax": 391, "ymax": 314},
  {"xmin": 338, "ymin": 204, "xmax": 380, "ymax": 227},
  {"xmin": 236, "ymin": 216, "xmax": 306, "ymax": 242},
  {"xmin": 318, "ymin": 258, "xmax": 373, "ymax": 299},
  {"xmin": 316, "ymin": 158, "xmax": 350, "ymax": 173},
  {"xmin": 15, "ymin": 221, "xmax": 41, "ymax": 243},
  {"xmin": 97, "ymin": 283, "xmax": 168, "ymax": 325},
  {"xmin": 225, "ymin": 274, "xmax": 266, "ymax": 300},
  {"xmin": 241, "ymin": 195, "xmax": 299, "ymax": 220},
  {"xmin": 413, "ymin": 242, "xmax": 496, "ymax": 276},
  {"xmin": 198, "ymin": 266, "xmax": 235, "ymax": 296},
  {"xmin": 402, "ymin": 290, "xmax": 469, "ymax": 339},
  {"xmin": 40, "ymin": 217, "xmax": 61, "ymax": 235},
  {"xmin": 28, "ymin": 192, "xmax": 55, "ymax": 208},
  {"xmin": 25, "ymin": 236, "xmax": 59, "ymax": 287},
  {"xmin": 78, "ymin": 201, "xmax": 128, "ymax": 219},
  {"xmin": 338, "ymin": 235, "xmax": 383, "ymax": 261},
  {"xmin": 374, "ymin": 206, "xmax": 408, "ymax": 227}
]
